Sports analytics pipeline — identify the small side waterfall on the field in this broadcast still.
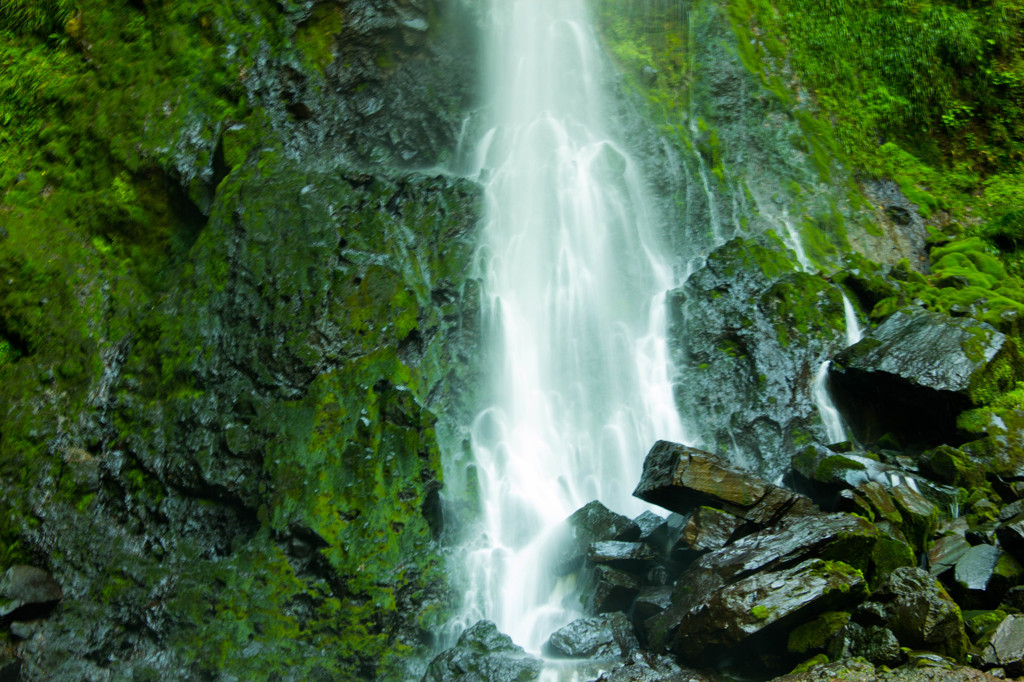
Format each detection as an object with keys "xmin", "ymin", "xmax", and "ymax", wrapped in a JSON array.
[
  {"xmin": 812, "ymin": 292, "xmax": 864, "ymax": 444},
  {"xmin": 459, "ymin": 0, "xmax": 687, "ymax": 653}
]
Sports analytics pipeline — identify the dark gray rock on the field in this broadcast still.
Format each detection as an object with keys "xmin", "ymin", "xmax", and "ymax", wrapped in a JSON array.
[
  {"xmin": 875, "ymin": 566, "xmax": 968, "ymax": 661},
  {"xmin": 595, "ymin": 651, "xmax": 713, "ymax": 681},
  {"xmin": 555, "ymin": 501, "xmax": 641, "ymax": 575},
  {"xmin": 633, "ymin": 441, "xmax": 815, "ymax": 527},
  {"xmin": 587, "ymin": 542, "xmax": 657, "ymax": 572},
  {"xmin": 633, "ymin": 511, "xmax": 665, "ymax": 543},
  {"xmin": 830, "ymin": 307, "xmax": 1022, "ymax": 446},
  {"xmin": 680, "ymin": 506, "xmax": 741, "ymax": 551},
  {"xmin": 673, "ymin": 558, "xmax": 867, "ymax": 661},
  {"xmin": 826, "ymin": 622, "xmax": 901, "ymax": 667},
  {"xmin": 667, "ymin": 234, "xmax": 852, "ymax": 480},
  {"xmin": 929, "ymin": 534, "xmax": 971, "ymax": 576},
  {"xmin": 543, "ymin": 612, "xmax": 638, "ymax": 659},
  {"xmin": 421, "ymin": 621, "xmax": 541, "ymax": 682},
  {"xmin": 0, "ymin": 566, "xmax": 62, "ymax": 618},
  {"xmin": 955, "ymin": 544, "xmax": 1002, "ymax": 593},
  {"xmin": 0, "ymin": 658, "xmax": 20, "ymax": 682},
  {"xmin": 581, "ymin": 565, "xmax": 641, "ymax": 615},
  {"xmin": 645, "ymin": 512, "xmax": 880, "ymax": 651},
  {"xmin": 981, "ymin": 613, "xmax": 1024, "ymax": 676},
  {"xmin": 633, "ymin": 586, "xmax": 674, "ymax": 637}
]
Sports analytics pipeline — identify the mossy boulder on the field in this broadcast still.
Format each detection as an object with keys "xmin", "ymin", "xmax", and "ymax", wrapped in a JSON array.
[{"xmin": 830, "ymin": 307, "xmax": 1024, "ymax": 448}]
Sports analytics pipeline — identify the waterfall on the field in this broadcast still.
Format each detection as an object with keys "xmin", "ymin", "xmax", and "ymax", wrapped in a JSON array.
[
  {"xmin": 812, "ymin": 292, "xmax": 863, "ymax": 444},
  {"xmin": 459, "ymin": 0, "xmax": 687, "ymax": 653}
]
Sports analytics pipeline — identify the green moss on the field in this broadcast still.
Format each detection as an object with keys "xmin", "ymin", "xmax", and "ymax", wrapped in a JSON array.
[
  {"xmin": 789, "ymin": 654, "xmax": 830, "ymax": 675},
  {"xmin": 295, "ymin": 3, "xmax": 343, "ymax": 71},
  {"xmin": 751, "ymin": 604, "xmax": 772, "ymax": 620},
  {"xmin": 815, "ymin": 455, "xmax": 867, "ymax": 484},
  {"xmin": 788, "ymin": 611, "xmax": 851, "ymax": 654}
]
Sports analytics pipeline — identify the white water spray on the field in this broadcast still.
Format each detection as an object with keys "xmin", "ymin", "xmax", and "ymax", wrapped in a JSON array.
[
  {"xmin": 460, "ymin": 0, "xmax": 686, "ymax": 652},
  {"xmin": 811, "ymin": 292, "xmax": 864, "ymax": 444}
]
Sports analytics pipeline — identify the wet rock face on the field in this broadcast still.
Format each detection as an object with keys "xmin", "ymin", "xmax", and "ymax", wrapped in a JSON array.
[
  {"xmin": 830, "ymin": 307, "xmax": 1023, "ymax": 446},
  {"xmin": 668, "ymin": 234, "xmax": 851, "ymax": 479},
  {"xmin": 421, "ymin": 621, "xmax": 541, "ymax": 682}
]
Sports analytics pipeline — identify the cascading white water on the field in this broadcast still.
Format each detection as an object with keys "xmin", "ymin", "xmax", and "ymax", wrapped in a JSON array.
[
  {"xmin": 812, "ymin": 292, "xmax": 864, "ymax": 443},
  {"xmin": 460, "ymin": 0, "xmax": 687, "ymax": 653}
]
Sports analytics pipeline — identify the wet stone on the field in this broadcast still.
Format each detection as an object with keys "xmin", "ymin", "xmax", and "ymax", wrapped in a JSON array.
[
  {"xmin": 543, "ymin": 612, "xmax": 638, "ymax": 659},
  {"xmin": 587, "ymin": 541, "xmax": 657, "ymax": 572},
  {"xmin": 680, "ymin": 506, "xmax": 741, "ymax": 551},
  {"xmin": 633, "ymin": 441, "xmax": 814, "ymax": 527},
  {"xmin": 930, "ymin": 534, "xmax": 972, "ymax": 576},
  {"xmin": 594, "ymin": 651, "xmax": 713, "ymax": 682},
  {"xmin": 421, "ymin": 620, "xmax": 541, "ymax": 682},
  {"xmin": 826, "ymin": 622, "xmax": 901, "ymax": 667},
  {"xmin": 673, "ymin": 558, "xmax": 867, "ymax": 661},
  {"xmin": 983, "ymin": 613, "xmax": 1024, "ymax": 676},
  {"xmin": 632, "ymin": 511, "xmax": 665, "ymax": 543},
  {"xmin": 876, "ymin": 566, "xmax": 969, "ymax": 661},
  {"xmin": 955, "ymin": 544, "xmax": 1002, "ymax": 593},
  {"xmin": 582, "ymin": 564, "xmax": 641, "ymax": 615},
  {"xmin": 0, "ymin": 566, "xmax": 62, "ymax": 618},
  {"xmin": 555, "ymin": 501, "xmax": 641, "ymax": 575}
]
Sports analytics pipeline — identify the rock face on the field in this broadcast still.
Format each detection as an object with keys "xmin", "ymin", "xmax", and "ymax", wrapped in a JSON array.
[
  {"xmin": 422, "ymin": 621, "xmax": 541, "ymax": 682},
  {"xmin": 0, "ymin": 18, "xmax": 484, "ymax": 677},
  {"xmin": 830, "ymin": 307, "xmax": 1023, "ymax": 445},
  {"xmin": 668, "ymin": 234, "xmax": 852, "ymax": 479}
]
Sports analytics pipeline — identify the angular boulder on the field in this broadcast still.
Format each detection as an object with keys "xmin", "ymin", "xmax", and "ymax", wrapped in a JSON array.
[
  {"xmin": 981, "ymin": 613, "xmax": 1024, "ymax": 676},
  {"xmin": 0, "ymin": 566, "xmax": 62, "ymax": 619},
  {"xmin": 830, "ymin": 307, "xmax": 1023, "ymax": 446},
  {"xmin": 680, "ymin": 506, "xmax": 741, "ymax": 551},
  {"xmin": 543, "ymin": 612, "xmax": 638, "ymax": 659},
  {"xmin": 645, "ymin": 513, "xmax": 880, "ymax": 652},
  {"xmin": 554, "ymin": 501, "xmax": 641, "ymax": 575},
  {"xmin": 421, "ymin": 621, "xmax": 541, "ymax": 682},
  {"xmin": 875, "ymin": 566, "xmax": 969, "ymax": 661},
  {"xmin": 633, "ymin": 441, "xmax": 815, "ymax": 527},
  {"xmin": 586, "ymin": 542, "xmax": 657, "ymax": 572},
  {"xmin": 672, "ymin": 558, "xmax": 867, "ymax": 661},
  {"xmin": 581, "ymin": 565, "xmax": 641, "ymax": 615}
]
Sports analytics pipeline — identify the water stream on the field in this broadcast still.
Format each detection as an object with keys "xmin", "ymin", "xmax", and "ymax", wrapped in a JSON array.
[
  {"xmin": 459, "ymin": 0, "xmax": 687, "ymax": 654},
  {"xmin": 812, "ymin": 292, "xmax": 864, "ymax": 444}
]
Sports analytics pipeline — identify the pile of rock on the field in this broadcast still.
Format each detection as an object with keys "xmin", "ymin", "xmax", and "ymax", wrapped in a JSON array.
[{"xmin": 426, "ymin": 434, "xmax": 1024, "ymax": 680}]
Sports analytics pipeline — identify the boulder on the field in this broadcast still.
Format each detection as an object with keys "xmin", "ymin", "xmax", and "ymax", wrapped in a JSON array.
[
  {"xmin": 581, "ymin": 565, "xmax": 641, "ymax": 615},
  {"xmin": 421, "ymin": 621, "xmax": 541, "ymax": 682},
  {"xmin": 586, "ymin": 542, "xmax": 657, "ymax": 572},
  {"xmin": 929, "ymin": 534, "xmax": 971, "ymax": 576},
  {"xmin": 786, "ymin": 611, "xmax": 851, "ymax": 654},
  {"xmin": 644, "ymin": 512, "xmax": 880, "ymax": 651},
  {"xmin": 830, "ymin": 307, "xmax": 1023, "ymax": 447},
  {"xmin": 633, "ymin": 441, "xmax": 815, "ymax": 527},
  {"xmin": 672, "ymin": 558, "xmax": 867, "ymax": 661},
  {"xmin": 594, "ymin": 651, "xmax": 713, "ymax": 681},
  {"xmin": 825, "ymin": 622, "xmax": 901, "ymax": 667},
  {"xmin": 543, "ymin": 612, "xmax": 638, "ymax": 659},
  {"xmin": 554, "ymin": 501, "xmax": 641, "ymax": 575},
  {"xmin": 632, "ymin": 511, "xmax": 665, "ymax": 543},
  {"xmin": 981, "ymin": 613, "xmax": 1024, "ymax": 676},
  {"xmin": 0, "ymin": 566, "xmax": 62, "ymax": 619},
  {"xmin": 680, "ymin": 506, "xmax": 741, "ymax": 550},
  {"xmin": 954, "ymin": 544, "xmax": 1002, "ymax": 599},
  {"xmin": 875, "ymin": 566, "xmax": 969, "ymax": 661}
]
